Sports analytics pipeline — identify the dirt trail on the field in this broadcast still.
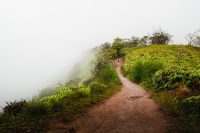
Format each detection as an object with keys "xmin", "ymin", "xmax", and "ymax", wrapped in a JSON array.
[{"xmin": 48, "ymin": 59, "xmax": 170, "ymax": 133}]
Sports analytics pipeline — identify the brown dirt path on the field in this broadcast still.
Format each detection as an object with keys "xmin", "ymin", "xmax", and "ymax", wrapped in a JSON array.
[{"xmin": 48, "ymin": 59, "xmax": 170, "ymax": 133}]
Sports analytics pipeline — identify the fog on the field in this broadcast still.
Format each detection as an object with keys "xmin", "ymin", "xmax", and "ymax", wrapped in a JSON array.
[{"xmin": 0, "ymin": 0, "xmax": 200, "ymax": 108}]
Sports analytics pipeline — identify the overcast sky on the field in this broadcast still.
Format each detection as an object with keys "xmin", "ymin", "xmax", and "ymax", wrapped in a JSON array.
[{"xmin": 0, "ymin": 0, "xmax": 200, "ymax": 107}]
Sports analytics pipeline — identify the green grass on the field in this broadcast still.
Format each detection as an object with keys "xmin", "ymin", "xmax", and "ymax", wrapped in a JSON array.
[
  {"xmin": 123, "ymin": 44, "xmax": 200, "ymax": 131},
  {"xmin": 2, "ymin": 44, "xmax": 199, "ymax": 132},
  {"xmin": 123, "ymin": 45, "xmax": 200, "ymax": 74},
  {"xmin": 0, "ymin": 48, "xmax": 121, "ymax": 133}
]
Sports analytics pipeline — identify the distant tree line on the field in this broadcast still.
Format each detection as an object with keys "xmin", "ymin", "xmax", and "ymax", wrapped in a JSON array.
[
  {"xmin": 186, "ymin": 29, "xmax": 200, "ymax": 46},
  {"xmin": 96, "ymin": 28, "xmax": 200, "ymax": 58}
]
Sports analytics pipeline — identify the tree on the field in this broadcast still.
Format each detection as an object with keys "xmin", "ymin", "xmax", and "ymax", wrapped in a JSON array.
[
  {"xmin": 123, "ymin": 36, "xmax": 139, "ymax": 48},
  {"xmin": 112, "ymin": 37, "xmax": 125, "ymax": 57},
  {"xmin": 139, "ymin": 36, "xmax": 149, "ymax": 46},
  {"xmin": 186, "ymin": 30, "xmax": 200, "ymax": 46},
  {"xmin": 149, "ymin": 29, "xmax": 172, "ymax": 44},
  {"xmin": 99, "ymin": 42, "xmax": 111, "ymax": 50}
]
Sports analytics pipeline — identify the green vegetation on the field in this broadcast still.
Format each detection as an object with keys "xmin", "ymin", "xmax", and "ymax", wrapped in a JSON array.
[
  {"xmin": 186, "ymin": 29, "xmax": 200, "ymax": 46},
  {"xmin": 111, "ymin": 37, "xmax": 125, "ymax": 58},
  {"xmin": 1, "ymin": 29, "xmax": 200, "ymax": 132},
  {"xmin": 123, "ymin": 44, "xmax": 200, "ymax": 131},
  {"xmin": 149, "ymin": 29, "xmax": 172, "ymax": 44},
  {"xmin": 0, "ymin": 46, "xmax": 121, "ymax": 132}
]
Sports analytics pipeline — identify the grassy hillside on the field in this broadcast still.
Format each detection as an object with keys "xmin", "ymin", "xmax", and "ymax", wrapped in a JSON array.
[
  {"xmin": 0, "ymin": 48, "xmax": 121, "ymax": 132},
  {"xmin": 123, "ymin": 44, "xmax": 200, "ymax": 131},
  {"xmin": 1, "ymin": 42, "xmax": 200, "ymax": 132}
]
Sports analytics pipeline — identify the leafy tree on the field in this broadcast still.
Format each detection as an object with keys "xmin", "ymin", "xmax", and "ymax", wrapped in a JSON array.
[
  {"xmin": 112, "ymin": 37, "xmax": 125, "ymax": 56},
  {"xmin": 123, "ymin": 36, "xmax": 139, "ymax": 48},
  {"xmin": 149, "ymin": 29, "xmax": 172, "ymax": 44},
  {"xmin": 186, "ymin": 29, "xmax": 200, "ymax": 46},
  {"xmin": 99, "ymin": 42, "xmax": 111, "ymax": 50},
  {"xmin": 139, "ymin": 36, "xmax": 149, "ymax": 46}
]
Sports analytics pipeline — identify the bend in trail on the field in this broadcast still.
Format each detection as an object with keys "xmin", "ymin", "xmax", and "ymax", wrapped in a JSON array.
[{"xmin": 48, "ymin": 58, "xmax": 170, "ymax": 133}]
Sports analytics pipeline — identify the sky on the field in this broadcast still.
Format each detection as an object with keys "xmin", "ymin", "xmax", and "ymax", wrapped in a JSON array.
[{"xmin": 0, "ymin": 0, "xmax": 200, "ymax": 107}]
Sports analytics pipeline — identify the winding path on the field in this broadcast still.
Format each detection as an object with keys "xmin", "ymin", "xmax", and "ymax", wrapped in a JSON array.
[{"xmin": 49, "ymin": 59, "xmax": 170, "ymax": 133}]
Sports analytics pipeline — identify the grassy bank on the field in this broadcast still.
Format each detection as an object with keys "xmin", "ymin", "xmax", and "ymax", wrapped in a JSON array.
[
  {"xmin": 123, "ymin": 44, "xmax": 200, "ymax": 132},
  {"xmin": 0, "ymin": 48, "xmax": 121, "ymax": 133}
]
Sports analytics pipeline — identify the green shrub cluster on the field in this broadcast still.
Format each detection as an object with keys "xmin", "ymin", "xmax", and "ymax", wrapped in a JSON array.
[
  {"xmin": 0, "ymin": 46, "xmax": 121, "ymax": 132},
  {"xmin": 153, "ymin": 67, "xmax": 200, "ymax": 91},
  {"xmin": 2, "ymin": 100, "xmax": 27, "ymax": 117},
  {"xmin": 181, "ymin": 95, "xmax": 200, "ymax": 121},
  {"xmin": 123, "ymin": 45, "xmax": 200, "ymax": 124},
  {"xmin": 129, "ymin": 60, "xmax": 163, "ymax": 83}
]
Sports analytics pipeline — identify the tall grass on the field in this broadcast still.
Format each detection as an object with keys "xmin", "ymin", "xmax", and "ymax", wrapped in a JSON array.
[
  {"xmin": 0, "ymin": 47, "xmax": 121, "ymax": 132},
  {"xmin": 123, "ymin": 44, "xmax": 200, "ymax": 127}
]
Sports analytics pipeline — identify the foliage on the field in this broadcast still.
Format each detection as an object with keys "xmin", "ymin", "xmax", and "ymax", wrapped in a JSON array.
[
  {"xmin": 123, "ymin": 44, "xmax": 200, "ymax": 124},
  {"xmin": 112, "ymin": 37, "xmax": 125, "ymax": 57},
  {"xmin": 123, "ymin": 36, "xmax": 149, "ymax": 48},
  {"xmin": 149, "ymin": 29, "xmax": 172, "ymax": 44},
  {"xmin": 97, "ymin": 64, "xmax": 120, "ymax": 86},
  {"xmin": 130, "ymin": 61, "xmax": 143, "ymax": 82},
  {"xmin": 139, "ymin": 36, "xmax": 149, "ymax": 46},
  {"xmin": 3, "ymin": 100, "xmax": 27, "ymax": 116},
  {"xmin": 78, "ymin": 86, "xmax": 91, "ymax": 97},
  {"xmin": 186, "ymin": 29, "xmax": 200, "ymax": 46},
  {"xmin": 129, "ymin": 60, "xmax": 163, "ymax": 83},
  {"xmin": 38, "ymin": 87, "xmax": 56, "ymax": 99},
  {"xmin": 89, "ymin": 82, "xmax": 106, "ymax": 94},
  {"xmin": 0, "ymin": 42, "xmax": 121, "ymax": 132},
  {"xmin": 181, "ymin": 95, "xmax": 200, "ymax": 121},
  {"xmin": 123, "ymin": 37, "xmax": 140, "ymax": 48},
  {"xmin": 99, "ymin": 42, "xmax": 111, "ymax": 50},
  {"xmin": 123, "ymin": 45, "xmax": 200, "ymax": 74},
  {"xmin": 26, "ymin": 102, "xmax": 48, "ymax": 117},
  {"xmin": 153, "ymin": 67, "xmax": 200, "ymax": 91},
  {"xmin": 40, "ymin": 85, "xmax": 72, "ymax": 105}
]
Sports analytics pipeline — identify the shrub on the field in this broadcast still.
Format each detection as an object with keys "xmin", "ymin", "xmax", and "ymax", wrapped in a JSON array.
[
  {"xmin": 176, "ymin": 84, "xmax": 191, "ymax": 98},
  {"xmin": 142, "ymin": 60, "xmax": 163, "ymax": 80},
  {"xmin": 3, "ymin": 100, "xmax": 27, "ymax": 116},
  {"xmin": 41, "ymin": 86, "xmax": 72, "ymax": 106},
  {"xmin": 51, "ymin": 101, "xmax": 65, "ymax": 113},
  {"xmin": 26, "ymin": 102, "xmax": 48, "ymax": 117},
  {"xmin": 38, "ymin": 87, "xmax": 56, "ymax": 99},
  {"xmin": 112, "ymin": 37, "xmax": 125, "ymax": 57},
  {"xmin": 77, "ymin": 86, "xmax": 91, "ymax": 97},
  {"xmin": 186, "ymin": 29, "xmax": 200, "ymax": 46},
  {"xmin": 0, "ymin": 114, "xmax": 14, "ymax": 124},
  {"xmin": 98, "ymin": 64, "xmax": 120, "ymax": 86},
  {"xmin": 130, "ymin": 61, "xmax": 143, "ymax": 82},
  {"xmin": 130, "ymin": 60, "xmax": 163, "ymax": 83},
  {"xmin": 188, "ymin": 69, "xmax": 200, "ymax": 90},
  {"xmin": 89, "ymin": 82, "xmax": 106, "ymax": 94},
  {"xmin": 153, "ymin": 67, "xmax": 200, "ymax": 91},
  {"xmin": 123, "ymin": 37, "xmax": 140, "ymax": 48},
  {"xmin": 70, "ymin": 86, "xmax": 91, "ymax": 99},
  {"xmin": 149, "ymin": 29, "xmax": 172, "ymax": 44},
  {"xmin": 181, "ymin": 95, "xmax": 200, "ymax": 121}
]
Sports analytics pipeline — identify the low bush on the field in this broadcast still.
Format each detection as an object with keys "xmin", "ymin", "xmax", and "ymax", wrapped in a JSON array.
[
  {"xmin": 26, "ymin": 102, "xmax": 48, "ymax": 117},
  {"xmin": 38, "ymin": 87, "xmax": 56, "ymax": 99},
  {"xmin": 40, "ymin": 86, "xmax": 72, "ymax": 106},
  {"xmin": 3, "ymin": 100, "xmax": 27, "ymax": 116},
  {"xmin": 51, "ymin": 101, "xmax": 65, "ymax": 113},
  {"xmin": 129, "ymin": 60, "xmax": 163, "ymax": 83},
  {"xmin": 89, "ymin": 82, "xmax": 106, "ymax": 94},
  {"xmin": 153, "ymin": 67, "xmax": 200, "ymax": 91},
  {"xmin": 130, "ymin": 61, "xmax": 143, "ymax": 82},
  {"xmin": 97, "ymin": 64, "xmax": 120, "ymax": 86},
  {"xmin": 181, "ymin": 95, "xmax": 200, "ymax": 121},
  {"xmin": 76, "ymin": 86, "xmax": 91, "ymax": 97}
]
